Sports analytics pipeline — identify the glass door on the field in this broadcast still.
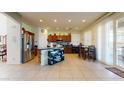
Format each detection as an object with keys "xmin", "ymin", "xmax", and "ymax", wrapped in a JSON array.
[
  {"xmin": 116, "ymin": 17, "xmax": 124, "ymax": 68},
  {"xmin": 97, "ymin": 20, "xmax": 113, "ymax": 65},
  {"xmin": 104, "ymin": 21, "xmax": 113, "ymax": 65}
]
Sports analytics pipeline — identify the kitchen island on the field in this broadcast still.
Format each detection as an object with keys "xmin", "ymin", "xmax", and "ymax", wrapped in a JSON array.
[{"xmin": 39, "ymin": 47, "xmax": 64, "ymax": 65}]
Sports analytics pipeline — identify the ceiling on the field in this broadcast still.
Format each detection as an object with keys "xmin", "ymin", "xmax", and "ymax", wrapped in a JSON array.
[{"xmin": 19, "ymin": 12, "xmax": 106, "ymax": 31}]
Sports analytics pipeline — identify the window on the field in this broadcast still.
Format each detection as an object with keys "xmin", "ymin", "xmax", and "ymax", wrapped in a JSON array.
[
  {"xmin": 84, "ymin": 30, "xmax": 92, "ymax": 45},
  {"xmin": 105, "ymin": 21, "xmax": 113, "ymax": 65},
  {"xmin": 97, "ymin": 20, "xmax": 113, "ymax": 65},
  {"xmin": 71, "ymin": 34, "xmax": 80, "ymax": 45},
  {"xmin": 116, "ymin": 17, "xmax": 124, "ymax": 68}
]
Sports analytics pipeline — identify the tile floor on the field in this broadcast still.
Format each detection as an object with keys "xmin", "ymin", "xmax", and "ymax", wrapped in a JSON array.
[{"xmin": 0, "ymin": 54, "xmax": 124, "ymax": 81}]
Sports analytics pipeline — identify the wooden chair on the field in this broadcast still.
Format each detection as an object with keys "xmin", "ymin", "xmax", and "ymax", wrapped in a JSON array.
[
  {"xmin": 78, "ymin": 46, "xmax": 82, "ymax": 58},
  {"xmin": 81, "ymin": 47, "xmax": 85, "ymax": 59},
  {"xmin": 88, "ymin": 45, "xmax": 96, "ymax": 61},
  {"xmin": 84, "ymin": 47, "xmax": 89, "ymax": 60}
]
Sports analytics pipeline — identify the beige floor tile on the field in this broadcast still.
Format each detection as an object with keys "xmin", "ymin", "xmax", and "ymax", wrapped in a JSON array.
[
  {"xmin": 0, "ymin": 54, "xmax": 123, "ymax": 81},
  {"xmin": 59, "ymin": 77, "xmax": 73, "ymax": 81},
  {"xmin": 59, "ymin": 70, "xmax": 72, "ymax": 78}
]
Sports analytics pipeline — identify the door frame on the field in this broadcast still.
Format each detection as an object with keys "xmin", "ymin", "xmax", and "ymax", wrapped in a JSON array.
[{"xmin": 1, "ymin": 12, "xmax": 22, "ymax": 64}]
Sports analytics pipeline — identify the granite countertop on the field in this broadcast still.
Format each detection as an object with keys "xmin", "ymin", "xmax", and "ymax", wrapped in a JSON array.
[{"xmin": 39, "ymin": 47, "xmax": 64, "ymax": 50}]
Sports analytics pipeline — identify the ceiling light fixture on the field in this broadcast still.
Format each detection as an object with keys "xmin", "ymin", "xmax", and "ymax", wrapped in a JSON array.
[
  {"xmin": 54, "ymin": 19, "xmax": 57, "ymax": 22},
  {"xmin": 82, "ymin": 19, "xmax": 86, "ymax": 23},
  {"xmin": 68, "ymin": 19, "xmax": 71, "ymax": 22},
  {"xmin": 40, "ymin": 19, "xmax": 43, "ymax": 22}
]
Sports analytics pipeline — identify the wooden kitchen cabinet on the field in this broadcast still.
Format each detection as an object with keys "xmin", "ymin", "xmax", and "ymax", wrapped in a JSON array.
[
  {"xmin": 53, "ymin": 34, "xmax": 57, "ymax": 42},
  {"xmin": 64, "ymin": 47, "xmax": 72, "ymax": 53},
  {"xmin": 48, "ymin": 34, "xmax": 52, "ymax": 42},
  {"xmin": 68, "ymin": 33, "xmax": 71, "ymax": 42},
  {"xmin": 47, "ymin": 33, "xmax": 71, "ymax": 42}
]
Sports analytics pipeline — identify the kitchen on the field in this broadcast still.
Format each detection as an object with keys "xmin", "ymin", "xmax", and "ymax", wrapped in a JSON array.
[{"xmin": 38, "ymin": 30, "xmax": 81, "ymax": 65}]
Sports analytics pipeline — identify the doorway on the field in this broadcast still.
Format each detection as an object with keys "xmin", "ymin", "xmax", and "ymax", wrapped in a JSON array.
[
  {"xmin": 0, "ymin": 12, "xmax": 21, "ymax": 64},
  {"xmin": 0, "ymin": 13, "xmax": 7, "ymax": 62}
]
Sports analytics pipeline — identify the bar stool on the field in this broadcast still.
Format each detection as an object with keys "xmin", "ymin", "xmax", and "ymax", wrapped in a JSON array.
[
  {"xmin": 78, "ymin": 43, "xmax": 83, "ymax": 58},
  {"xmin": 84, "ymin": 47, "xmax": 89, "ymax": 59}
]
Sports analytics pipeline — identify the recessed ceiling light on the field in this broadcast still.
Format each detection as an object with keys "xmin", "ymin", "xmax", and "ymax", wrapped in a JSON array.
[
  {"xmin": 68, "ymin": 19, "xmax": 72, "ymax": 22},
  {"xmin": 54, "ymin": 19, "xmax": 57, "ymax": 22},
  {"xmin": 40, "ymin": 19, "xmax": 43, "ymax": 22},
  {"xmin": 82, "ymin": 19, "xmax": 86, "ymax": 23}
]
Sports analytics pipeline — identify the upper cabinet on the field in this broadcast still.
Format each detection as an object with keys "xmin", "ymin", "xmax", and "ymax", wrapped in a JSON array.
[{"xmin": 48, "ymin": 33, "xmax": 71, "ymax": 42}]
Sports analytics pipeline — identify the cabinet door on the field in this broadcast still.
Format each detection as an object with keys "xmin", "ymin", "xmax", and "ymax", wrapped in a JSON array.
[
  {"xmin": 68, "ymin": 33, "xmax": 71, "ymax": 42},
  {"xmin": 65, "ymin": 35, "xmax": 68, "ymax": 42},
  {"xmin": 59, "ymin": 35, "xmax": 62, "ymax": 40},
  {"xmin": 53, "ymin": 34, "xmax": 57, "ymax": 42},
  {"xmin": 67, "ymin": 35, "xmax": 69, "ymax": 42},
  {"xmin": 51, "ymin": 35, "xmax": 54, "ymax": 42},
  {"xmin": 48, "ymin": 35, "xmax": 51, "ymax": 42},
  {"xmin": 62, "ymin": 35, "xmax": 65, "ymax": 42},
  {"xmin": 61, "ymin": 35, "xmax": 64, "ymax": 41}
]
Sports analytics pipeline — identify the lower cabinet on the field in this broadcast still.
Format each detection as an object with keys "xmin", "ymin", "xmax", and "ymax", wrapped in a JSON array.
[
  {"xmin": 48, "ymin": 48, "xmax": 64, "ymax": 65},
  {"xmin": 64, "ymin": 47, "xmax": 72, "ymax": 53}
]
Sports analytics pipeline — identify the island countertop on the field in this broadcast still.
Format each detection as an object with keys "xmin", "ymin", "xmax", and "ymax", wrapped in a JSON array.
[
  {"xmin": 39, "ymin": 47, "xmax": 64, "ymax": 50},
  {"xmin": 39, "ymin": 47, "xmax": 64, "ymax": 65}
]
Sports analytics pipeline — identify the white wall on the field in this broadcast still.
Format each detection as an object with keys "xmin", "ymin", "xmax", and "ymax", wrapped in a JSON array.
[
  {"xmin": 71, "ymin": 34, "xmax": 80, "ymax": 45},
  {"xmin": 0, "ymin": 13, "xmax": 7, "ymax": 35},
  {"xmin": 0, "ymin": 13, "xmax": 22, "ymax": 64},
  {"xmin": 83, "ymin": 30, "xmax": 92, "ymax": 45},
  {"xmin": 81, "ymin": 25, "xmax": 97, "ymax": 46},
  {"xmin": 7, "ymin": 16, "xmax": 21, "ymax": 64},
  {"xmin": 38, "ymin": 28, "xmax": 48, "ymax": 49},
  {"xmin": 0, "ymin": 13, "xmax": 7, "ymax": 45}
]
